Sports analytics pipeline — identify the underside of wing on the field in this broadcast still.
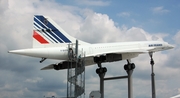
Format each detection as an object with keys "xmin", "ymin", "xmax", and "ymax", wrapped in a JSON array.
[
  {"xmin": 41, "ymin": 64, "xmax": 54, "ymax": 70},
  {"xmin": 41, "ymin": 57, "xmax": 95, "ymax": 70}
]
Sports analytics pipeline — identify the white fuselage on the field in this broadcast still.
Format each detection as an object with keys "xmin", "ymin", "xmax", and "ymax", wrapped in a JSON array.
[{"xmin": 9, "ymin": 41, "xmax": 174, "ymax": 64}]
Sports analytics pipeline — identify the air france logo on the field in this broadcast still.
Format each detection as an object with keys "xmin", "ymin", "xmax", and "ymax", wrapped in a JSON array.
[
  {"xmin": 149, "ymin": 44, "xmax": 162, "ymax": 47},
  {"xmin": 43, "ymin": 18, "xmax": 48, "ymax": 25}
]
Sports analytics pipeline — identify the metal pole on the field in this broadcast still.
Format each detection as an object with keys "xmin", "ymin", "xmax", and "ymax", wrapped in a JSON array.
[
  {"xmin": 149, "ymin": 52, "xmax": 156, "ymax": 98},
  {"xmin": 100, "ymin": 73, "xmax": 105, "ymax": 98},
  {"xmin": 67, "ymin": 44, "xmax": 70, "ymax": 98},
  {"xmin": 96, "ymin": 67, "xmax": 106, "ymax": 98},
  {"xmin": 124, "ymin": 60, "xmax": 134, "ymax": 98},
  {"xmin": 75, "ymin": 40, "xmax": 78, "ymax": 58},
  {"xmin": 75, "ymin": 40, "xmax": 78, "ymax": 98},
  {"xmin": 151, "ymin": 58, "xmax": 156, "ymax": 98},
  {"xmin": 127, "ymin": 69, "xmax": 133, "ymax": 98}
]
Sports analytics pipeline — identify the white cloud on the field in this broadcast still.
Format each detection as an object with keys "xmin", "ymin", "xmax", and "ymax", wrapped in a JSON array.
[
  {"xmin": 152, "ymin": 6, "xmax": 169, "ymax": 14},
  {"xmin": 173, "ymin": 30, "xmax": 180, "ymax": 44},
  {"xmin": 75, "ymin": 0, "xmax": 110, "ymax": 6},
  {"xmin": 79, "ymin": 12, "xmax": 122, "ymax": 43},
  {"xmin": 0, "ymin": 0, "xmax": 8, "ymax": 13},
  {"xmin": 79, "ymin": 12, "xmax": 165, "ymax": 43},
  {"xmin": 25, "ymin": 77, "xmax": 42, "ymax": 83},
  {"xmin": 118, "ymin": 12, "xmax": 130, "ymax": 17}
]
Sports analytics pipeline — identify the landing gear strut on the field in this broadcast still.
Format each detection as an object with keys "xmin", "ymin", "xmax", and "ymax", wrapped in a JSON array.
[
  {"xmin": 124, "ymin": 59, "xmax": 135, "ymax": 98},
  {"xmin": 149, "ymin": 52, "xmax": 156, "ymax": 98},
  {"xmin": 95, "ymin": 62, "xmax": 107, "ymax": 98}
]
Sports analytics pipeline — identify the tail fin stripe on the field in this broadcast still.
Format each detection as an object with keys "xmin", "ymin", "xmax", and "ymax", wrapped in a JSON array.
[
  {"xmin": 34, "ymin": 17, "xmax": 47, "ymax": 29},
  {"xmin": 33, "ymin": 23, "xmax": 55, "ymax": 43},
  {"xmin": 33, "ymin": 15, "xmax": 89, "ymax": 47},
  {"xmin": 54, "ymin": 30, "xmax": 71, "ymax": 43},
  {"xmin": 41, "ymin": 30, "xmax": 58, "ymax": 43},
  {"xmin": 35, "ymin": 16, "xmax": 71, "ymax": 43},
  {"xmin": 34, "ymin": 23, "xmax": 54, "ymax": 43},
  {"xmin": 34, "ymin": 17, "xmax": 65, "ymax": 43},
  {"xmin": 45, "ymin": 22, "xmax": 71, "ymax": 43},
  {"xmin": 33, "ymin": 30, "xmax": 49, "ymax": 44},
  {"xmin": 34, "ymin": 21, "xmax": 61, "ymax": 43},
  {"xmin": 35, "ymin": 16, "xmax": 69, "ymax": 43},
  {"xmin": 53, "ymin": 30, "xmax": 71, "ymax": 43}
]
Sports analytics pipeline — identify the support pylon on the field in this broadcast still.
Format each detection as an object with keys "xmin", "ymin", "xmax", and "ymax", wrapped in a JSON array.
[{"xmin": 149, "ymin": 52, "xmax": 156, "ymax": 98}]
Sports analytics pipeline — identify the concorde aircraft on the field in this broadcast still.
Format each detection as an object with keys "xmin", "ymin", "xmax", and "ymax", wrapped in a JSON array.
[{"xmin": 8, "ymin": 15, "xmax": 174, "ymax": 70}]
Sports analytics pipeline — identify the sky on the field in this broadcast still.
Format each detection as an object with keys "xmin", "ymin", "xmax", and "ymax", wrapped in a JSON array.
[{"xmin": 0, "ymin": 0, "xmax": 180, "ymax": 98}]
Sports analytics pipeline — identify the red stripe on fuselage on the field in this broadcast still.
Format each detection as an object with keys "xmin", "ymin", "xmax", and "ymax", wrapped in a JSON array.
[{"xmin": 33, "ymin": 30, "xmax": 49, "ymax": 44}]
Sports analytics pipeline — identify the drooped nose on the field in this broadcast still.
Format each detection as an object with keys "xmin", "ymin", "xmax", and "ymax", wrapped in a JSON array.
[{"xmin": 168, "ymin": 44, "xmax": 174, "ymax": 49}]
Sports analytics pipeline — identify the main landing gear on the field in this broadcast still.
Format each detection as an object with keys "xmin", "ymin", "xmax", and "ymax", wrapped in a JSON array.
[{"xmin": 94, "ymin": 57, "xmax": 135, "ymax": 98}]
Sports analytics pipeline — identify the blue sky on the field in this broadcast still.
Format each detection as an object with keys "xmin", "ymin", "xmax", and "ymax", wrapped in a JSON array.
[
  {"xmin": 58, "ymin": 0, "xmax": 180, "ymax": 35},
  {"xmin": 0, "ymin": 0, "xmax": 180, "ymax": 98}
]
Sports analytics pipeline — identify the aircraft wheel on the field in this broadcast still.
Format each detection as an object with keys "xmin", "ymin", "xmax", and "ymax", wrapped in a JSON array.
[
  {"xmin": 96, "ymin": 68, "xmax": 100, "ymax": 74},
  {"xmin": 124, "ymin": 64, "xmax": 128, "ymax": 70},
  {"xmin": 103, "ymin": 67, "xmax": 107, "ymax": 73},
  {"xmin": 124, "ymin": 63, "xmax": 135, "ymax": 70},
  {"xmin": 131, "ymin": 63, "xmax": 135, "ymax": 70},
  {"xmin": 96, "ymin": 67, "xmax": 107, "ymax": 74}
]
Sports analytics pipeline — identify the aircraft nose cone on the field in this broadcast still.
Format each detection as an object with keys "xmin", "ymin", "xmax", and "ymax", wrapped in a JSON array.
[{"xmin": 169, "ymin": 44, "xmax": 174, "ymax": 49}]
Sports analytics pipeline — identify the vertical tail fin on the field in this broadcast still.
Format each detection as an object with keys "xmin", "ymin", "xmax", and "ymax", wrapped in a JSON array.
[{"xmin": 33, "ymin": 15, "xmax": 89, "ymax": 48}]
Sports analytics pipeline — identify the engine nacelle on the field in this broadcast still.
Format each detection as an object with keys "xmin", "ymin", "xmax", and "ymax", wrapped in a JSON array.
[
  {"xmin": 94, "ymin": 53, "xmax": 139, "ymax": 63},
  {"xmin": 106, "ymin": 54, "xmax": 122, "ymax": 62},
  {"xmin": 53, "ymin": 61, "xmax": 76, "ymax": 70},
  {"xmin": 94, "ymin": 54, "xmax": 122, "ymax": 63}
]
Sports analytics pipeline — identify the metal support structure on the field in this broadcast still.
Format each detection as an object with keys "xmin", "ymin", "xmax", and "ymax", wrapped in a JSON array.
[
  {"xmin": 67, "ymin": 40, "xmax": 85, "ymax": 98},
  {"xmin": 95, "ymin": 59, "xmax": 135, "ymax": 98},
  {"xmin": 124, "ymin": 60, "xmax": 135, "ymax": 98},
  {"xmin": 99, "ymin": 71, "xmax": 105, "ymax": 98},
  {"xmin": 149, "ymin": 52, "xmax": 156, "ymax": 98},
  {"xmin": 96, "ymin": 63, "xmax": 107, "ymax": 98},
  {"xmin": 127, "ymin": 68, "xmax": 133, "ymax": 98},
  {"xmin": 104, "ymin": 76, "xmax": 128, "ymax": 80},
  {"xmin": 75, "ymin": 40, "xmax": 78, "ymax": 97}
]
